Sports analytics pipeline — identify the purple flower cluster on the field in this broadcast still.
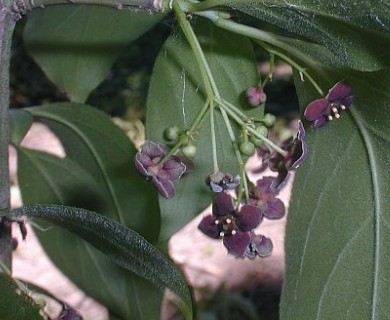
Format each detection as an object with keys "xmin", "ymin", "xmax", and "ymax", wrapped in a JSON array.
[
  {"xmin": 304, "ymin": 81, "xmax": 353, "ymax": 128},
  {"xmin": 198, "ymin": 193, "xmax": 273, "ymax": 259},
  {"xmin": 135, "ymin": 141, "xmax": 190, "ymax": 199},
  {"xmin": 268, "ymin": 120, "xmax": 307, "ymax": 190}
]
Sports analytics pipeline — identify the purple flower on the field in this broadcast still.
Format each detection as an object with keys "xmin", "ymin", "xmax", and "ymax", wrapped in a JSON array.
[
  {"xmin": 206, "ymin": 171, "xmax": 240, "ymax": 193},
  {"xmin": 244, "ymin": 233, "xmax": 274, "ymax": 259},
  {"xmin": 250, "ymin": 176, "xmax": 285, "ymax": 220},
  {"xmin": 135, "ymin": 140, "xmax": 188, "ymax": 199},
  {"xmin": 55, "ymin": 304, "xmax": 83, "ymax": 320},
  {"xmin": 268, "ymin": 121, "xmax": 307, "ymax": 190},
  {"xmin": 304, "ymin": 81, "xmax": 353, "ymax": 128},
  {"xmin": 198, "ymin": 193, "xmax": 263, "ymax": 258},
  {"xmin": 246, "ymin": 86, "xmax": 267, "ymax": 107}
]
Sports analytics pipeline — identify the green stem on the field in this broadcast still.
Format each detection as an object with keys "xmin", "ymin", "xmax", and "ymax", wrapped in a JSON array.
[
  {"xmin": 218, "ymin": 101, "xmax": 287, "ymax": 156},
  {"xmin": 0, "ymin": 3, "xmax": 16, "ymax": 271},
  {"xmin": 259, "ymin": 41, "xmax": 324, "ymax": 95},
  {"xmin": 210, "ymin": 100, "xmax": 219, "ymax": 172},
  {"xmin": 187, "ymin": 100, "xmax": 209, "ymax": 134},
  {"xmin": 217, "ymin": 107, "xmax": 249, "ymax": 201},
  {"xmin": 173, "ymin": 0, "xmax": 218, "ymax": 99},
  {"xmin": 22, "ymin": 0, "xmax": 171, "ymax": 12},
  {"xmin": 196, "ymin": 10, "xmax": 324, "ymax": 95}
]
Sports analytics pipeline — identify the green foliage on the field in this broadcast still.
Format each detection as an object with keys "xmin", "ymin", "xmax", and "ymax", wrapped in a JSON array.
[
  {"xmin": 17, "ymin": 104, "xmax": 165, "ymax": 319},
  {"xmin": 0, "ymin": 274, "xmax": 43, "ymax": 320},
  {"xmin": 12, "ymin": 204, "xmax": 193, "ymax": 320},
  {"xmin": 147, "ymin": 19, "xmax": 260, "ymax": 242},
  {"xmin": 24, "ymin": 6, "xmax": 164, "ymax": 102},
  {"xmin": 2, "ymin": 0, "xmax": 390, "ymax": 319}
]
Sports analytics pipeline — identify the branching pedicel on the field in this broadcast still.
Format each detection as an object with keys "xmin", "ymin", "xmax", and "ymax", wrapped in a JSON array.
[{"xmin": 134, "ymin": 0, "xmax": 354, "ymax": 259}]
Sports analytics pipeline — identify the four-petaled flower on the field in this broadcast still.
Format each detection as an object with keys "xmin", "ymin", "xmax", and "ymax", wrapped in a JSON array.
[
  {"xmin": 249, "ymin": 176, "xmax": 285, "ymax": 220},
  {"xmin": 135, "ymin": 140, "xmax": 188, "ymax": 199},
  {"xmin": 304, "ymin": 81, "xmax": 353, "ymax": 128},
  {"xmin": 198, "ymin": 192, "xmax": 264, "ymax": 258},
  {"xmin": 206, "ymin": 171, "xmax": 241, "ymax": 193},
  {"xmin": 268, "ymin": 121, "xmax": 307, "ymax": 190}
]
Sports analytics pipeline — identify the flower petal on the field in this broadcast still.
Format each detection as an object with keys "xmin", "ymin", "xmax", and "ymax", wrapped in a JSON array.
[
  {"xmin": 198, "ymin": 215, "xmax": 221, "ymax": 239},
  {"xmin": 271, "ymin": 167, "xmax": 289, "ymax": 191},
  {"xmin": 326, "ymin": 81, "xmax": 351, "ymax": 102},
  {"xmin": 256, "ymin": 176, "xmax": 276, "ymax": 195},
  {"xmin": 235, "ymin": 205, "xmax": 263, "ymax": 231},
  {"xmin": 223, "ymin": 231, "xmax": 251, "ymax": 258},
  {"xmin": 152, "ymin": 177, "xmax": 175, "ymax": 199},
  {"xmin": 134, "ymin": 153, "xmax": 153, "ymax": 177},
  {"xmin": 160, "ymin": 156, "xmax": 186, "ymax": 180},
  {"xmin": 290, "ymin": 140, "xmax": 307, "ymax": 169},
  {"xmin": 297, "ymin": 120, "xmax": 306, "ymax": 141},
  {"xmin": 304, "ymin": 98, "xmax": 329, "ymax": 121},
  {"xmin": 141, "ymin": 140, "xmax": 167, "ymax": 158},
  {"xmin": 249, "ymin": 234, "xmax": 273, "ymax": 257},
  {"xmin": 264, "ymin": 199, "xmax": 285, "ymax": 219},
  {"xmin": 313, "ymin": 117, "xmax": 327, "ymax": 128},
  {"xmin": 212, "ymin": 192, "xmax": 235, "ymax": 217},
  {"xmin": 341, "ymin": 95, "xmax": 353, "ymax": 109}
]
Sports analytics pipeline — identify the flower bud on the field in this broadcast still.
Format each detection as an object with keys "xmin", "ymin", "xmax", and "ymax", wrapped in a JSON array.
[
  {"xmin": 239, "ymin": 141, "xmax": 255, "ymax": 156},
  {"xmin": 263, "ymin": 113, "xmax": 276, "ymax": 127},
  {"xmin": 182, "ymin": 145, "xmax": 197, "ymax": 158},
  {"xmin": 245, "ymin": 86, "xmax": 267, "ymax": 107},
  {"xmin": 164, "ymin": 126, "xmax": 180, "ymax": 141}
]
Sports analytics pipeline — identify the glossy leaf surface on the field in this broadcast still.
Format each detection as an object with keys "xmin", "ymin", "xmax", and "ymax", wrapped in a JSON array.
[
  {"xmin": 147, "ymin": 18, "xmax": 260, "ymax": 242},
  {"xmin": 24, "ymin": 6, "xmax": 163, "ymax": 102},
  {"xmin": 11, "ymin": 204, "xmax": 193, "ymax": 320},
  {"xmin": 281, "ymin": 68, "xmax": 390, "ymax": 319},
  {"xmin": 197, "ymin": 0, "xmax": 390, "ymax": 71}
]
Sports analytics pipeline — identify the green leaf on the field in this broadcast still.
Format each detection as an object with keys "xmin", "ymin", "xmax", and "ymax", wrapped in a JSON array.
[
  {"xmin": 17, "ymin": 104, "xmax": 163, "ymax": 319},
  {"xmin": 146, "ymin": 18, "xmax": 259, "ymax": 242},
  {"xmin": 28, "ymin": 103, "xmax": 160, "ymax": 242},
  {"xmin": 280, "ymin": 69, "xmax": 390, "ymax": 319},
  {"xmin": 9, "ymin": 109, "xmax": 33, "ymax": 145},
  {"xmin": 24, "ymin": 6, "xmax": 163, "ymax": 102},
  {"xmin": 228, "ymin": 1, "xmax": 390, "ymax": 71},
  {"xmin": 11, "ymin": 204, "xmax": 193, "ymax": 320},
  {"xmin": 0, "ymin": 274, "xmax": 43, "ymax": 320}
]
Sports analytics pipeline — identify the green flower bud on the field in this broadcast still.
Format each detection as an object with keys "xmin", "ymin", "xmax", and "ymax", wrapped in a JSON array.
[
  {"xmin": 164, "ymin": 126, "xmax": 180, "ymax": 141},
  {"xmin": 263, "ymin": 113, "xmax": 276, "ymax": 127},
  {"xmin": 239, "ymin": 141, "xmax": 255, "ymax": 156},
  {"xmin": 182, "ymin": 145, "xmax": 197, "ymax": 158}
]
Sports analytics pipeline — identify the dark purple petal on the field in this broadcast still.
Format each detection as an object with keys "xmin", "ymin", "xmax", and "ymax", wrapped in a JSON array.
[
  {"xmin": 264, "ymin": 199, "xmax": 285, "ymax": 219},
  {"xmin": 289, "ymin": 140, "xmax": 307, "ymax": 169},
  {"xmin": 326, "ymin": 81, "xmax": 351, "ymax": 102},
  {"xmin": 271, "ymin": 167, "xmax": 289, "ymax": 191},
  {"xmin": 212, "ymin": 192, "xmax": 235, "ymax": 217},
  {"xmin": 152, "ymin": 177, "xmax": 175, "ymax": 199},
  {"xmin": 223, "ymin": 231, "xmax": 251, "ymax": 258},
  {"xmin": 235, "ymin": 205, "xmax": 263, "ymax": 231},
  {"xmin": 256, "ymin": 176, "xmax": 275, "ymax": 195},
  {"xmin": 297, "ymin": 120, "xmax": 305, "ymax": 141},
  {"xmin": 304, "ymin": 98, "xmax": 329, "ymax": 121},
  {"xmin": 268, "ymin": 153, "xmax": 284, "ymax": 172},
  {"xmin": 141, "ymin": 140, "xmax": 167, "ymax": 158},
  {"xmin": 313, "ymin": 117, "xmax": 327, "ymax": 128},
  {"xmin": 159, "ymin": 156, "xmax": 186, "ymax": 180},
  {"xmin": 198, "ymin": 215, "xmax": 221, "ymax": 239},
  {"xmin": 134, "ymin": 153, "xmax": 153, "ymax": 177},
  {"xmin": 56, "ymin": 304, "xmax": 83, "ymax": 320},
  {"xmin": 341, "ymin": 95, "xmax": 353, "ymax": 109},
  {"xmin": 249, "ymin": 234, "xmax": 273, "ymax": 257}
]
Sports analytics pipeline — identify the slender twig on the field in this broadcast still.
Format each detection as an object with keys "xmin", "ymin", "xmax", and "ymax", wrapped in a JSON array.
[{"xmin": 0, "ymin": 2, "xmax": 17, "ymax": 270}]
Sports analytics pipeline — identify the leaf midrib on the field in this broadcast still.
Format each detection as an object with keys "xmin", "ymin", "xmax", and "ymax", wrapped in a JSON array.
[{"xmin": 30, "ymin": 109, "xmax": 126, "ymax": 225}]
